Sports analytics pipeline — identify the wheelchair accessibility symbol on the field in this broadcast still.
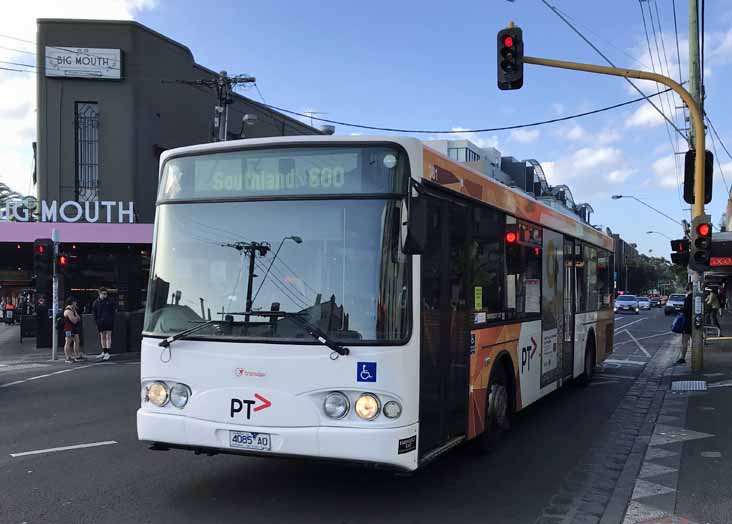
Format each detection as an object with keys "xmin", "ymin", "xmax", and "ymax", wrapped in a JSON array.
[{"xmin": 357, "ymin": 362, "xmax": 377, "ymax": 382}]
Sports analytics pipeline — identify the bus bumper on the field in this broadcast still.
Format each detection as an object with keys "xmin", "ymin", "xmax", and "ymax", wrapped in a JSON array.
[{"xmin": 137, "ymin": 409, "xmax": 419, "ymax": 471}]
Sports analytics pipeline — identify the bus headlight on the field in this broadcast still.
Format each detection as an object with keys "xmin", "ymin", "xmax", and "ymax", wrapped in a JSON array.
[
  {"xmin": 323, "ymin": 392, "xmax": 350, "ymax": 419},
  {"xmin": 355, "ymin": 393, "xmax": 380, "ymax": 420},
  {"xmin": 169, "ymin": 383, "xmax": 191, "ymax": 409},
  {"xmin": 146, "ymin": 381, "xmax": 169, "ymax": 407}
]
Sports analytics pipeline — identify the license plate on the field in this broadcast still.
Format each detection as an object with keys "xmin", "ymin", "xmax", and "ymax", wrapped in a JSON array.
[{"xmin": 229, "ymin": 430, "xmax": 271, "ymax": 451}]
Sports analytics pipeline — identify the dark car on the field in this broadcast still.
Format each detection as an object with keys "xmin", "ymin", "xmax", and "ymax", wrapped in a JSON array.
[
  {"xmin": 650, "ymin": 296, "xmax": 660, "ymax": 308},
  {"xmin": 615, "ymin": 295, "xmax": 639, "ymax": 314},
  {"xmin": 664, "ymin": 294, "xmax": 686, "ymax": 316}
]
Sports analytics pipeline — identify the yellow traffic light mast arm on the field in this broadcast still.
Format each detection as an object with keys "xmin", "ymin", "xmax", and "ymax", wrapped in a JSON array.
[{"xmin": 523, "ymin": 55, "xmax": 705, "ymax": 217}]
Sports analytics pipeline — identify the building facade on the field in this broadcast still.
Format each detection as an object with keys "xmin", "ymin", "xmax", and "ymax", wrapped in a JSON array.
[{"xmin": 36, "ymin": 18, "xmax": 320, "ymax": 224}]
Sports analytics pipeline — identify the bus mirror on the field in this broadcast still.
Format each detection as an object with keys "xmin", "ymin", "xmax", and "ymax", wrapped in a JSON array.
[{"xmin": 401, "ymin": 196, "xmax": 427, "ymax": 255}]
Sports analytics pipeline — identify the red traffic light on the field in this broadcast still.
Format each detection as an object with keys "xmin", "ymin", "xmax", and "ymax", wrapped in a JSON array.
[
  {"xmin": 696, "ymin": 223, "xmax": 711, "ymax": 237},
  {"xmin": 505, "ymin": 231, "xmax": 518, "ymax": 243},
  {"xmin": 58, "ymin": 254, "xmax": 69, "ymax": 266},
  {"xmin": 503, "ymin": 35, "xmax": 514, "ymax": 48},
  {"xmin": 36, "ymin": 245, "xmax": 45, "ymax": 254}
]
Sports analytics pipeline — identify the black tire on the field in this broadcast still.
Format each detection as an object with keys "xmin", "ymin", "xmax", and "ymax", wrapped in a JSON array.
[
  {"xmin": 473, "ymin": 362, "xmax": 512, "ymax": 453},
  {"xmin": 577, "ymin": 337, "xmax": 596, "ymax": 386}
]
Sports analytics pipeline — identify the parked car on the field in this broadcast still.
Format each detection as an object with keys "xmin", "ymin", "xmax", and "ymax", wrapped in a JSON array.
[
  {"xmin": 664, "ymin": 294, "xmax": 686, "ymax": 316},
  {"xmin": 649, "ymin": 296, "xmax": 660, "ymax": 308},
  {"xmin": 615, "ymin": 294, "xmax": 640, "ymax": 314}
]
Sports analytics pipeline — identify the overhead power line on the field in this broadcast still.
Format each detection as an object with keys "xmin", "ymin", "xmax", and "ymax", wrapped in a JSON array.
[
  {"xmin": 707, "ymin": 123, "xmax": 730, "ymax": 194},
  {"xmin": 706, "ymin": 115, "xmax": 732, "ymax": 161},
  {"xmin": 540, "ymin": 0, "xmax": 690, "ymax": 146},
  {"xmin": 260, "ymin": 87, "xmax": 676, "ymax": 134}
]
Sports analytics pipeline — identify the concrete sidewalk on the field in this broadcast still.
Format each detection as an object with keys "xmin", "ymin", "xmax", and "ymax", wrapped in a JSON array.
[
  {"xmin": 619, "ymin": 314, "xmax": 732, "ymax": 524},
  {"xmin": 0, "ymin": 322, "xmax": 49, "ymax": 363}
]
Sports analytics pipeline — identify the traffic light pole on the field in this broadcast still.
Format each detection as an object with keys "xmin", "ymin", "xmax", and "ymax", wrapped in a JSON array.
[
  {"xmin": 522, "ymin": 55, "xmax": 706, "ymax": 370},
  {"xmin": 51, "ymin": 228, "xmax": 59, "ymax": 361}
]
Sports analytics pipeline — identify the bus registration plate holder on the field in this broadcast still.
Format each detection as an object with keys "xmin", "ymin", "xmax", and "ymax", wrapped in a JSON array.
[{"xmin": 229, "ymin": 431, "xmax": 271, "ymax": 451}]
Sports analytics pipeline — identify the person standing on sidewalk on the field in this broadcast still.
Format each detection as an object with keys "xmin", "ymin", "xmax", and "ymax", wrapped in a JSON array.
[
  {"xmin": 677, "ymin": 284, "xmax": 693, "ymax": 364},
  {"xmin": 92, "ymin": 287, "xmax": 115, "ymax": 361},
  {"xmin": 63, "ymin": 298, "xmax": 84, "ymax": 363},
  {"xmin": 705, "ymin": 288, "xmax": 722, "ymax": 334}
]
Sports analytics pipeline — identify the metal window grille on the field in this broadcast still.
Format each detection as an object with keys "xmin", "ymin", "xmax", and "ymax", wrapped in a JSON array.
[{"xmin": 74, "ymin": 102, "xmax": 100, "ymax": 202}]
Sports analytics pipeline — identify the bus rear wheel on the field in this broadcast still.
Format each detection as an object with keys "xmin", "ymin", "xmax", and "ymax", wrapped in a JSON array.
[{"xmin": 474, "ymin": 363, "xmax": 512, "ymax": 453}]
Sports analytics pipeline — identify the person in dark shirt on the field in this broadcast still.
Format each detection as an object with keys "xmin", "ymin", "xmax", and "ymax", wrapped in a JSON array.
[
  {"xmin": 92, "ymin": 287, "xmax": 116, "ymax": 361},
  {"xmin": 677, "ymin": 284, "xmax": 693, "ymax": 364}
]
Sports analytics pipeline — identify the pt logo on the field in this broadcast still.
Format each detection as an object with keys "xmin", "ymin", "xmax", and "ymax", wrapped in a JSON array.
[
  {"xmin": 521, "ymin": 337, "xmax": 538, "ymax": 373},
  {"xmin": 230, "ymin": 394, "xmax": 272, "ymax": 419}
]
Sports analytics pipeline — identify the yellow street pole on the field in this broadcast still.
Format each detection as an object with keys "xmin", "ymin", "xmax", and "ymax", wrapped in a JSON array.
[
  {"xmin": 523, "ymin": 56, "xmax": 705, "ymax": 215},
  {"xmin": 523, "ymin": 55, "xmax": 706, "ymax": 370}
]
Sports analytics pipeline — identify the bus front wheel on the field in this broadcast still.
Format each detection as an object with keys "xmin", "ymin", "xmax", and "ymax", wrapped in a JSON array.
[
  {"xmin": 577, "ymin": 337, "xmax": 596, "ymax": 386},
  {"xmin": 474, "ymin": 363, "xmax": 512, "ymax": 453}
]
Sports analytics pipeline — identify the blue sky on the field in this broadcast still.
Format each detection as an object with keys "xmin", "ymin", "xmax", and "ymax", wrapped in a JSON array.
[{"xmin": 2, "ymin": 0, "xmax": 732, "ymax": 259}]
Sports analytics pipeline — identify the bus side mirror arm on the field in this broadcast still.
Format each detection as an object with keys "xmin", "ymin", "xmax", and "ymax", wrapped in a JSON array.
[{"xmin": 401, "ymin": 180, "xmax": 427, "ymax": 255}]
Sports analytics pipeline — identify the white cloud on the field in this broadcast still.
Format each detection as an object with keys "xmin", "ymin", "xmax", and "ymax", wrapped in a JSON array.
[
  {"xmin": 435, "ymin": 127, "xmax": 499, "ymax": 150},
  {"xmin": 554, "ymin": 124, "xmax": 620, "ymax": 145},
  {"xmin": 552, "ymin": 103, "xmax": 565, "ymax": 116},
  {"xmin": 625, "ymin": 103, "xmax": 665, "ymax": 128},
  {"xmin": 509, "ymin": 128, "xmax": 540, "ymax": 144},
  {"xmin": 565, "ymin": 124, "xmax": 587, "ymax": 141},
  {"xmin": 542, "ymin": 146, "xmax": 634, "ymax": 199},
  {"xmin": 0, "ymin": 0, "xmax": 157, "ymax": 193},
  {"xmin": 651, "ymin": 155, "xmax": 680, "ymax": 188},
  {"xmin": 607, "ymin": 169, "xmax": 636, "ymax": 183}
]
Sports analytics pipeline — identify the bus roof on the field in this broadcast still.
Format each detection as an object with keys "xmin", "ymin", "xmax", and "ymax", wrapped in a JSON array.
[{"xmin": 159, "ymin": 135, "xmax": 614, "ymax": 251}]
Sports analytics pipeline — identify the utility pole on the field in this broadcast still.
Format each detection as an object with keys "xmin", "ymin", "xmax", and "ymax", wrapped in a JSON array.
[
  {"xmin": 212, "ymin": 71, "xmax": 256, "ymax": 142},
  {"xmin": 164, "ymin": 72, "xmax": 256, "ymax": 142},
  {"xmin": 689, "ymin": 0, "xmax": 705, "ymax": 371}
]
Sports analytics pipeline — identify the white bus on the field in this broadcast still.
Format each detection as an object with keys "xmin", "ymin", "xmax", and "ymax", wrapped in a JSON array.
[{"xmin": 138, "ymin": 136, "xmax": 615, "ymax": 471}]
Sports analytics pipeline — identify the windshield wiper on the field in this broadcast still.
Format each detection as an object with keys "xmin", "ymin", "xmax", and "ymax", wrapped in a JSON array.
[
  {"xmin": 245, "ymin": 310, "xmax": 350, "ymax": 356},
  {"xmin": 158, "ymin": 319, "xmax": 224, "ymax": 348}
]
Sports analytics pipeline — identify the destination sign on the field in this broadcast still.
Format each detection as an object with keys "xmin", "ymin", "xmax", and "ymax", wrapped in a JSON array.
[{"xmin": 160, "ymin": 147, "xmax": 405, "ymax": 200}]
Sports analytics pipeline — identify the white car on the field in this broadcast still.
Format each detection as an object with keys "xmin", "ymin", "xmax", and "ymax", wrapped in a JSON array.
[
  {"xmin": 638, "ymin": 297, "xmax": 651, "ymax": 310},
  {"xmin": 615, "ymin": 295, "xmax": 640, "ymax": 314}
]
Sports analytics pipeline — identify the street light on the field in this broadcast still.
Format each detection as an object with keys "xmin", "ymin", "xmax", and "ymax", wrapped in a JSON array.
[
  {"xmin": 611, "ymin": 194, "xmax": 685, "ymax": 230},
  {"xmin": 251, "ymin": 236, "xmax": 303, "ymax": 306},
  {"xmin": 646, "ymin": 230, "xmax": 673, "ymax": 241}
]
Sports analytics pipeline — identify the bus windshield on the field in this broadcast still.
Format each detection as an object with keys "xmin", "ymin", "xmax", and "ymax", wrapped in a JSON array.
[{"xmin": 143, "ymin": 198, "xmax": 410, "ymax": 344}]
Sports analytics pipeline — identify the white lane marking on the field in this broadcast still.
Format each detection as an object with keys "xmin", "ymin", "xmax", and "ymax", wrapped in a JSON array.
[
  {"xmin": 10, "ymin": 440, "xmax": 117, "ymax": 458},
  {"xmin": 625, "ymin": 330, "xmax": 651, "ymax": 357},
  {"xmin": 594, "ymin": 373, "xmax": 638, "ymax": 380},
  {"xmin": 0, "ymin": 364, "xmax": 99, "ymax": 389},
  {"xmin": 603, "ymin": 358, "xmax": 647, "ymax": 367},
  {"xmin": 615, "ymin": 318, "xmax": 646, "ymax": 332},
  {"xmin": 589, "ymin": 380, "xmax": 620, "ymax": 387},
  {"xmin": 613, "ymin": 331, "xmax": 674, "ymax": 348}
]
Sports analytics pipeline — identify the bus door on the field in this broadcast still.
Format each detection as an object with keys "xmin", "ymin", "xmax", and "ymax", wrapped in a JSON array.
[
  {"xmin": 419, "ymin": 194, "xmax": 470, "ymax": 454},
  {"xmin": 540, "ymin": 230, "xmax": 564, "ymax": 387},
  {"xmin": 562, "ymin": 239, "xmax": 575, "ymax": 378}
]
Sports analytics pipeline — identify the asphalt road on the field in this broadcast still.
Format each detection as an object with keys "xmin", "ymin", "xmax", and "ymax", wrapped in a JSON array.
[{"xmin": 0, "ymin": 308, "xmax": 676, "ymax": 524}]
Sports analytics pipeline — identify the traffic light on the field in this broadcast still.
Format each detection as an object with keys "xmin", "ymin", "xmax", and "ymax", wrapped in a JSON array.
[
  {"xmin": 683, "ymin": 149, "xmax": 713, "ymax": 204},
  {"xmin": 497, "ymin": 26, "xmax": 524, "ymax": 90},
  {"xmin": 33, "ymin": 238, "xmax": 53, "ymax": 295},
  {"xmin": 689, "ymin": 214, "xmax": 712, "ymax": 271},
  {"xmin": 670, "ymin": 238, "xmax": 689, "ymax": 266},
  {"xmin": 56, "ymin": 253, "xmax": 70, "ymax": 272}
]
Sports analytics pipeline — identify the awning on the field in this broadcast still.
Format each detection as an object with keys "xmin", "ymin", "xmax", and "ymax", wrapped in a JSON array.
[{"xmin": 0, "ymin": 222, "xmax": 153, "ymax": 244}]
